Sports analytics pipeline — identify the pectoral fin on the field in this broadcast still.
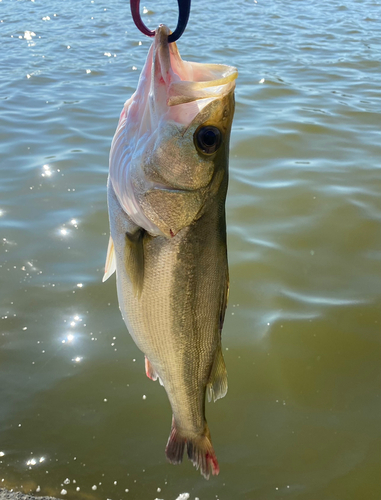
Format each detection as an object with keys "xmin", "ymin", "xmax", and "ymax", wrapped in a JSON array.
[
  {"xmin": 207, "ymin": 346, "xmax": 228, "ymax": 403},
  {"xmin": 102, "ymin": 236, "xmax": 116, "ymax": 282},
  {"xmin": 125, "ymin": 227, "xmax": 145, "ymax": 298}
]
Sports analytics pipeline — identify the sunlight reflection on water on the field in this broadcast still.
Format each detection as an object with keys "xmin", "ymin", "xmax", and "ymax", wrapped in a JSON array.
[{"xmin": 0, "ymin": 0, "xmax": 380, "ymax": 498}]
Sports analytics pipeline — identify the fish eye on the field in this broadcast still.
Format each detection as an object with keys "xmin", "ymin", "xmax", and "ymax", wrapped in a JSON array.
[{"xmin": 194, "ymin": 126, "xmax": 222, "ymax": 155}]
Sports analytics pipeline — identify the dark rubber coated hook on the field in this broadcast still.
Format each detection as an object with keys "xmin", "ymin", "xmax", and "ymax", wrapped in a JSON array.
[{"xmin": 130, "ymin": 0, "xmax": 191, "ymax": 43}]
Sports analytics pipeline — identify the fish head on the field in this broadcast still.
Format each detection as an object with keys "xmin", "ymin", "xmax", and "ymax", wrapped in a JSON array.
[{"xmin": 109, "ymin": 25, "xmax": 238, "ymax": 237}]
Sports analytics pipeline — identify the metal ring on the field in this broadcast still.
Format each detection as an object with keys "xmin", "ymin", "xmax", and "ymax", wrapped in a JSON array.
[{"xmin": 130, "ymin": 0, "xmax": 191, "ymax": 43}]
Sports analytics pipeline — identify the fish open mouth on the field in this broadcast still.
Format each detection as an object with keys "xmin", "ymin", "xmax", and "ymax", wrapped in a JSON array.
[{"xmin": 151, "ymin": 25, "xmax": 238, "ymax": 121}]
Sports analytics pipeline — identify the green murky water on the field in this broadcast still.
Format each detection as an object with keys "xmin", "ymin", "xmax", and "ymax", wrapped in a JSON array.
[{"xmin": 1, "ymin": 0, "xmax": 380, "ymax": 499}]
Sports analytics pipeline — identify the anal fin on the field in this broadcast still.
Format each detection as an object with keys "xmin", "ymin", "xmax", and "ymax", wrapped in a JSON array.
[{"xmin": 207, "ymin": 346, "xmax": 228, "ymax": 403}]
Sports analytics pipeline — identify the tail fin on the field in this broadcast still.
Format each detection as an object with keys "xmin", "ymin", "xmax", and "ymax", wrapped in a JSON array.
[{"xmin": 165, "ymin": 418, "xmax": 219, "ymax": 480}]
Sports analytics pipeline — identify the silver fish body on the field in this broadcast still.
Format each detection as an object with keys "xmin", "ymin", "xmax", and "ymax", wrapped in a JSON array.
[{"xmin": 104, "ymin": 26, "xmax": 237, "ymax": 479}]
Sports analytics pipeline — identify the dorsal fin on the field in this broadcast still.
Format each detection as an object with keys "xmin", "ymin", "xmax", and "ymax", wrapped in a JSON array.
[
  {"xmin": 219, "ymin": 269, "xmax": 229, "ymax": 331},
  {"xmin": 207, "ymin": 346, "xmax": 228, "ymax": 403}
]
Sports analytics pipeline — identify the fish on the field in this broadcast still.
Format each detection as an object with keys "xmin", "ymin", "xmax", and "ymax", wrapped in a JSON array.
[{"xmin": 103, "ymin": 25, "xmax": 237, "ymax": 479}]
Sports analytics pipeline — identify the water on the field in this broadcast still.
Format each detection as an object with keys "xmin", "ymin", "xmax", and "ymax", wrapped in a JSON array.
[{"xmin": 1, "ymin": 0, "xmax": 380, "ymax": 498}]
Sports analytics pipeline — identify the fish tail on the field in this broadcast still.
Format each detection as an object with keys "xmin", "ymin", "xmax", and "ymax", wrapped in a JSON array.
[
  {"xmin": 165, "ymin": 418, "xmax": 219, "ymax": 480},
  {"xmin": 186, "ymin": 423, "xmax": 220, "ymax": 480}
]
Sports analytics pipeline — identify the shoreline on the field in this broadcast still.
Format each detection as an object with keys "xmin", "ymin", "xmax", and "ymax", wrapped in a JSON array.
[{"xmin": 0, "ymin": 489, "xmax": 59, "ymax": 500}]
